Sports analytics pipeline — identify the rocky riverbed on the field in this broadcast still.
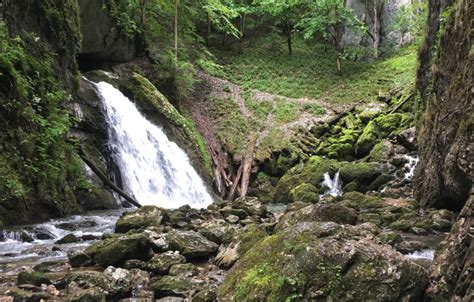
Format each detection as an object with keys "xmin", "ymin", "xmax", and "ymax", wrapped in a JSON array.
[{"xmin": 0, "ymin": 187, "xmax": 453, "ymax": 301}]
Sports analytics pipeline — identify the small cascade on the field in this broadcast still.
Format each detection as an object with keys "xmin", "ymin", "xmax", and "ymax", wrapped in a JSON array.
[
  {"xmin": 403, "ymin": 154, "xmax": 419, "ymax": 180},
  {"xmin": 93, "ymin": 81, "xmax": 213, "ymax": 209},
  {"xmin": 321, "ymin": 170, "xmax": 343, "ymax": 197}
]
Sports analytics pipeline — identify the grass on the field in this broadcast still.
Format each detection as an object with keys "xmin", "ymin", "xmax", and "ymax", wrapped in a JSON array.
[{"xmin": 212, "ymin": 37, "xmax": 418, "ymax": 104}]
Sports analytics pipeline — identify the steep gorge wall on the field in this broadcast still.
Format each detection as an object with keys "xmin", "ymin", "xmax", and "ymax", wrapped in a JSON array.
[
  {"xmin": 415, "ymin": 0, "xmax": 472, "ymax": 211},
  {"xmin": 415, "ymin": 0, "xmax": 473, "ymax": 300}
]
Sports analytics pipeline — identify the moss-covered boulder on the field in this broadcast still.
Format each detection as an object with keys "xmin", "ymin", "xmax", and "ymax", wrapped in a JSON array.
[
  {"xmin": 151, "ymin": 276, "xmax": 194, "ymax": 298},
  {"xmin": 356, "ymin": 113, "xmax": 412, "ymax": 156},
  {"xmin": 218, "ymin": 222, "xmax": 427, "ymax": 301},
  {"xmin": 115, "ymin": 206, "xmax": 166, "ymax": 233},
  {"xmin": 17, "ymin": 271, "xmax": 51, "ymax": 286},
  {"xmin": 167, "ymin": 230, "xmax": 219, "ymax": 259},
  {"xmin": 85, "ymin": 233, "xmax": 153, "ymax": 267},
  {"xmin": 339, "ymin": 163, "xmax": 382, "ymax": 186},
  {"xmin": 146, "ymin": 251, "xmax": 186, "ymax": 274},
  {"xmin": 340, "ymin": 192, "xmax": 385, "ymax": 209},
  {"xmin": 275, "ymin": 156, "xmax": 338, "ymax": 203},
  {"xmin": 289, "ymin": 183, "xmax": 319, "ymax": 203}
]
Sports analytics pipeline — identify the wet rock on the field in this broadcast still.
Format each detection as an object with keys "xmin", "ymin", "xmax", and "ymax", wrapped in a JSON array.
[
  {"xmin": 17, "ymin": 271, "xmax": 51, "ymax": 286},
  {"xmin": 147, "ymin": 231, "xmax": 169, "ymax": 252},
  {"xmin": 85, "ymin": 233, "xmax": 153, "ymax": 267},
  {"xmin": 33, "ymin": 260, "xmax": 69, "ymax": 273},
  {"xmin": 169, "ymin": 263, "xmax": 199, "ymax": 277},
  {"xmin": 219, "ymin": 221, "xmax": 427, "ymax": 301},
  {"xmin": 66, "ymin": 287, "xmax": 107, "ymax": 302},
  {"xmin": 152, "ymin": 276, "xmax": 193, "ymax": 298},
  {"xmin": 65, "ymin": 271, "xmax": 109, "ymax": 291},
  {"xmin": 199, "ymin": 225, "xmax": 236, "ymax": 245},
  {"xmin": 426, "ymin": 196, "xmax": 473, "ymax": 301},
  {"xmin": 220, "ymin": 207, "xmax": 248, "ymax": 219},
  {"xmin": 341, "ymin": 191, "xmax": 385, "ymax": 209},
  {"xmin": 103, "ymin": 266, "xmax": 150, "ymax": 299},
  {"xmin": 147, "ymin": 251, "xmax": 186, "ymax": 274},
  {"xmin": 225, "ymin": 215, "xmax": 239, "ymax": 224},
  {"xmin": 215, "ymin": 242, "xmax": 240, "ymax": 269},
  {"xmin": 55, "ymin": 234, "xmax": 79, "ymax": 244},
  {"xmin": 192, "ymin": 288, "xmax": 217, "ymax": 302},
  {"xmin": 122, "ymin": 259, "xmax": 148, "ymax": 270},
  {"xmin": 57, "ymin": 220, "xmax": 97, "ymax": 231},
  {"xmin": 377, "ymin": 231, "xmax": 402, "ymax": 246},
  {"xmin": 396, "ymin": 240, "xmax": 429, "ymax": 254},
  {"xmin": 68, "ymin": 252, "xmax": 94, "ymax": 268},
  {"xmin": 289, "ymin": 183, "xmax": 319, "ymax": 203},
  {"xmin": 32, "ymin": 228, "xmax": 55, "ymax": 240},
  {"xmin": 232, "ymin": 196, "xmax": 268, "ymax": 217},
  {"xmin": 167, "ymin": 230, "xmax": 218, "ymax": 259},
  {"xmin": 3, "ymin": 288, "xmax": 48, "ymax": 302},
  {"xmin": 115, "ymin": 206, "xmax": 166, "ymax": 233},
  {"xmin": 168, "ymin": 211, "xmax": 191, "ymax": 229}
]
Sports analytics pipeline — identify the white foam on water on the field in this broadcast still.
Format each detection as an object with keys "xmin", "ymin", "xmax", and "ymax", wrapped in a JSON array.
[{"xmin": 94, "ymin": 81, "xmax": 213, "ymax": 209}]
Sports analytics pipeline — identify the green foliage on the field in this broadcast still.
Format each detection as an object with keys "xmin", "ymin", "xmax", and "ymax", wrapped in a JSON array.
[
  {"xmin": 215, "ymin": 37, "xmax": 418, "ymax": 103},
  {"xmin": 388, "ymin": 1, "xmax": 428, "ymax": 45},
  {"xmin": 0, "ymin": 22, "xmax": 84, "ymax": 224}
]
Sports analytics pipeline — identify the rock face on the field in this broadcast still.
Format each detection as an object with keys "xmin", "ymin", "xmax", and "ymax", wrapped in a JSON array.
[
  {"xmin": 415, "ymin": 0, "xmax": 472, "ymax": 211},
  {"xmin": 77, "ymin": 0, "xmax": 139, "ymax": 65},
  {"xmin": 219, "ymin": 221, "xmax": 428, "ymax": 301},
  {"xmin": 427, "ymin": 195, "xmax": 473, "ymax": 301}
]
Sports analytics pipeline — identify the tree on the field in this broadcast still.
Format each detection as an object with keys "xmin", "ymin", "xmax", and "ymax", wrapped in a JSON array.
[
  {"xmin": 255, "ymin": 0, "xmax": 308, "ymax": 55},
  {"xmin": 298, "ymin": 0, "xmax": 365, "ymax": 73}
]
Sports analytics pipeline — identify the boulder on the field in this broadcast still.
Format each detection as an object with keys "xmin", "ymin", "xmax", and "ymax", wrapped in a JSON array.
[
  {"xmin": 85, "ymin": 233, "xmax": 152, "ymax": 267},
  {"xmin": 426, "ymin": 196, "xmax": 473, "ymax": 301},
  {"xmin": 289, "ymin": 183, "xmax": 319, "ymax": 203},
  {"xmin": 55, "ymin": 234, "xmax": 79, "ymax": 244},
  {"xmin": 218, "ymin": 222, "xmax": 427, "ymax": 301},
  {"xmin": 68, "ymin": 252, "xmax": 94, "ymax": 268},
  {"xmin": 151, "ymin": 276, "xmax": 193, "ymax": 299},
  {"xmin": 115, "ymin": 206, "xmax": 166, "ymax": 233},
  {"xmin": 167, "ymin": 230, "xmax": 218, "ymax": 259},
  {"xmin": 215, "ymin": 241, "xmax": 240, "ymax": 269},
  {"xmin": 146, "ymin": 252, "xmax": 186, "ymax": 275},
  {"xmin": 103, "ymin": 266, "xmax": 150, "ymax": 299},
  {"xmin": 169, "ymin": 263, "xmax": 199, "ymax": 277},
  {"xmin": 17, "ymin": 271, "xmax": 51, "ymax": 286},
  {"xmin": 65, "ymin": 271, "xmax": 109, "ymax": 292}
]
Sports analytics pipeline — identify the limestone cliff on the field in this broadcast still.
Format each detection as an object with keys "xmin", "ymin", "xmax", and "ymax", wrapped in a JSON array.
[{"xmin": 415, "ymin": 0, "xmax": 472, "ymax": 211}]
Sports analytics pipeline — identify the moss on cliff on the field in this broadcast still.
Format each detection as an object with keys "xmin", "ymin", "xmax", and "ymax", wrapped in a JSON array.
[{"xmin": 0, "ymin": 0, "xmax": 89, "ymax": 225}]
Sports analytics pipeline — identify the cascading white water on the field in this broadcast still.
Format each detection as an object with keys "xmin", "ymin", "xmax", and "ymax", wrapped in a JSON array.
[
  {"xmin": 93, "ymin": 81, "xmax": 213, "ymax": 208},
  {"xmin": 321, "ymin": 170, "xmax": 343, "ymax": 197},
  {"xmin": 403, "ymin": 154, "xmax": 419, "ymax": 180}
]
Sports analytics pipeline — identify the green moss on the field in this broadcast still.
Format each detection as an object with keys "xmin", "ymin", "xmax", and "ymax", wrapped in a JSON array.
[
  {"xmin": 275, "ymin": 156, "xmax": 339, "ymax": 203},
  {"xmin": 18, "ymin": 271, "xmax": 51, "ymax": 286},
  {"xmin": 341, "ymin": 192, "xmax": 385, "ymax": 209},
  {"xmin": 0, "ymin": 19, "xmax": 85, "ymax": 225},
  {"xmin": 289, "ymin": 183, "xmax": 319, "ymax": 203}
]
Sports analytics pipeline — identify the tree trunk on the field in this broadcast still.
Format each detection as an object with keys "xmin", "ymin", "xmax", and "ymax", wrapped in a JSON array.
[
  {"xmin": 174, "ymin": 0, "xmax": 178, "ymax": 58},
  {"xmin": 206, "ymin": 13, "xmax": 211, "ymax": 46},
  {"xmin": 286, "ymin": 21, "xmax": 292, "ymax": 56},
  {"xmin": 139, "ymin": 0, "xmax": 147, "ymax": 27},
  {"xmin": 373, "ymin": 0, "xmax": 383, "ymax": 59}
]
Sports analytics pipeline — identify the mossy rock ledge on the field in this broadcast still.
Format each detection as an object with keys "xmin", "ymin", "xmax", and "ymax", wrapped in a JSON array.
[{"xmin": 218, "ymin": 221, "xmax": 428, "ymax": 301}]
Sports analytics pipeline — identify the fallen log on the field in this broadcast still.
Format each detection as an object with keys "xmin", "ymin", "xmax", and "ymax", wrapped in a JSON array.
[
  {"xmin": 227, "ymin": 163, "xmax": 244, "ymax": 201},
  {"xmin": 313, "ymin": 104, "xmax": 358, "ymax": 137},
  {"xmin": 77, "ymin": 145, "xmax": 142, "ymax": 208},
  {"xmin": 240, "ymin": 136, "xmax": 257, "ymax": 198},
  {"xmin": 389, "ymin": 93, "xmax": 414, "ymax": 114}
]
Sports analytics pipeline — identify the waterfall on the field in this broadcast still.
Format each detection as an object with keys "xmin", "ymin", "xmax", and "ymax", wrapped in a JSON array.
[
  {"xmin": 93, "ymin": 81, "xmax": 213, "ymax": 209},
  {"xmin": 403, "ymin": 154, "xmax": 419, "ymax": 180},
  {"xmin": 321, "ymin": 170, "xmax": 343, "ymax": 197}
]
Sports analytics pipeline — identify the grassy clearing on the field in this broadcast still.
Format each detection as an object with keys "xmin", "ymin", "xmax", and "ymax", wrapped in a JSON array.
[{"xmin": 213, "ymin": 37, "xmax": 417, "ymax": 104}]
